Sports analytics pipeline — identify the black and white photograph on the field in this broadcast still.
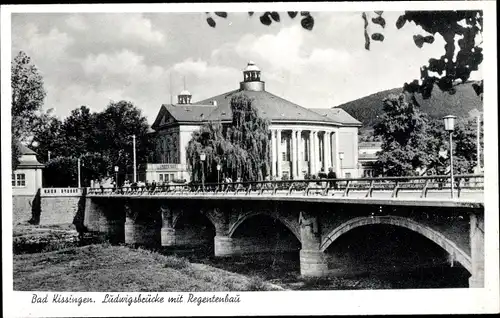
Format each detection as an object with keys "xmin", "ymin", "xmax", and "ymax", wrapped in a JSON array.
[{"xmin": 1, "ymin": 2, "xmax": 499, "ymax": 316}]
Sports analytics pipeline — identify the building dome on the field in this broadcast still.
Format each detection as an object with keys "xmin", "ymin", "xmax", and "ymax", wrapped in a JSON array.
[
  {"xmin": 180, "ymin": 89, "xmax": 191, "ymax": 96},
  {"xmin": 241, "ymin": 61, "xmax": 265, "ymax": 91}
]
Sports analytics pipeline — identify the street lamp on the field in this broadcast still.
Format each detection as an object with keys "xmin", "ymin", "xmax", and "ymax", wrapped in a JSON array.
[
  {"xmin": 339, "ymin": 152, "xmax": 345, "ymax": 178},
  {"xmin": 216, "ymin": 164, "xmax": 221, "ymax": 184},
  {"xmin": 443, "ymin": 115, "xmax": 457, "ymax": 198},
  {"xmin": 114, "ymin": 166, "xmax": 119, "ymax": 187},
  {"xmin": 476, "ymin": 114, "xmax": 481, "ymax": 172},
  {"xmin": 132, "ymin": 134, "xmax": 137, "ymax": 183},
  {"xmin": 200, "ymin": 152, "xmax": 206, "ymax": 190}
]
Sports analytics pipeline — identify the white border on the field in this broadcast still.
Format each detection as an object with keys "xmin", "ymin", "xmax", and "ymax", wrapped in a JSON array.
[{"xmin": 2, "ymin": 2, "xmax": 499, "ymax": 317}]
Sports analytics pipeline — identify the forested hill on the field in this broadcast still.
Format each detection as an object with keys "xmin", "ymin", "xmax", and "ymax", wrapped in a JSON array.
[{"xmin": 336, "ymin": 82, "xmax": 483, "ymax": 128}]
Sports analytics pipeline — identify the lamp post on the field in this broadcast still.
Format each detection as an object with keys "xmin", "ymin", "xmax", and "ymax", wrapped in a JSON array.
[
  {"xmin": 443, "ymin": 115, "xmax": 457, "ymax": 198},
  {"xmin": 216, "ymin": 164, "xmax": 221, "ymax": 184},
  {"xmin": 476, "ymin": 114, "xmax": 481, "ymax": 172},
  {"xmin": 200, "ymin": 152, "xmax": 206, "ymax": 190},
  {"xmin": 132, "ymin": 134, "xmax": 137, "ymax": 183},
  {"xmin": 339, "ymin": 152, "xmax": 345, "ymax": 178},
  {"xmin": 77, "ymin": 158, "xmax": 81, "ymax": 188},
  {"xmin": 114, "ymin": 166, "xmax": 119, "ymax": 187}
]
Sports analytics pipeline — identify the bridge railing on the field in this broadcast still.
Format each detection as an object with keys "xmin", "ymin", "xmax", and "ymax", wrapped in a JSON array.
[{"xmin": 86, "ymin": 174, "xmax": 483, "ymax": 199}]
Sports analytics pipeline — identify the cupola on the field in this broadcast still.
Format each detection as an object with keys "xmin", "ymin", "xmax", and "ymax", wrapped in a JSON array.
[
  {"xmin": 177, "ymin": 89, "xmax": 192, "ymax": 104},
  {"xmin": 240, "ymin": 61, "xmax": 265, "ymax": 91}
]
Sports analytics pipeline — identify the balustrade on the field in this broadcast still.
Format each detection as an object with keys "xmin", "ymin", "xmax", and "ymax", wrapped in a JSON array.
[{"xmin": 85, "ymin": 174, "xmax": 484, "ymax": 200}]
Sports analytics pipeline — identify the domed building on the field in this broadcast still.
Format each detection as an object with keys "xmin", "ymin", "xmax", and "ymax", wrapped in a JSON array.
[{"xmin": 147, "ymin": 61, "xmax": 362, "ymax": 182}]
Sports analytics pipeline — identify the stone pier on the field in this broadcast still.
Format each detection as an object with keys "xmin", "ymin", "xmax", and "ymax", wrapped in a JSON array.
[
  {"xmin": 214, "ymin": 235, "xmax": 235, "ymax": 257},
  {"xmin": 469, "ymin": 213, "xmax": 484, "ymax": 288},
  {"xmin": 123, "ymin": 202, "xmax": 159, "ymax": 245},
  {"xmin": 299, "ymin": 211, "xmax": 328, "ymax": 277}
]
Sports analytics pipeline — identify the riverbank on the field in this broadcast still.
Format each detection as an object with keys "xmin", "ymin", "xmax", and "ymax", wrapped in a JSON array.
[{"xmin": 13, "ymin": 243, "xmax": 283, "ymax": 292}]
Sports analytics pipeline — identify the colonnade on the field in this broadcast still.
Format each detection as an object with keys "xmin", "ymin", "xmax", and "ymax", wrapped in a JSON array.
[{"xmin": 270, "ymin": 128, "xmax": 340, "ymax": 179}]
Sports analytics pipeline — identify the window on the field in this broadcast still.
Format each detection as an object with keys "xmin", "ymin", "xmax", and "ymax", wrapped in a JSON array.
[
  {"xmin": 159, "ymin": 174, "xmax": 163, "ymax": 182},
  {"xmin": 165, "ymin": 174, "xmax": 170, "ymax": 182},
  {"xmin": 12, "ymin": 173, "xmax": 26, "ymax": 187},
  {"xmin": 345, "ymin": 172, "xmax": 352, "ymax": 178}
]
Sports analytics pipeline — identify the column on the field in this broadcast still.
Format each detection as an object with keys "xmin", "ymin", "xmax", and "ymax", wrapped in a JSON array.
[
  {"xmin": 469, "ymin": 213, "xmax": 484, "ymax": 287},
  {"xmin": 323, "ymin": 132, "xmax": 330, "ymax": 171},
  {"xmin": 271, "ymin": 130, "xmax": 276, "ymax": 178},
  {"xmin": 291, "ymin": 130, "xmax": 297, "ymax": 179},
  {"xmin": 277, "ymin": 129, "xmax": 282, "ymax": 179},
  {"xmin": 297, "ymin": 130, "xmax": 303, "ymax": 179},
  {"xmin": 309, "ymin": 131, "xmax": 315, "ymax": 175},
  {"xmin": 334, "ymin": 131, "xmax": 340, "ymax": 177},
  {"xmin": 315, "ymin": 131, "xmax": 321, "ymax": 174},
  {"xmin": 299, "ymin": 211, "xmax": 328, "ymax": 277}
]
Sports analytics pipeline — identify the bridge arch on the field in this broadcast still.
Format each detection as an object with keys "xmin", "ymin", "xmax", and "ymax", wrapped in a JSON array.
[
  {"xmin": 228, "ymin": 211, "xmax": 301, "ymax": 242},
  {"xmin": 320, "ymin": 215, "xmax": 472, "ymax": 273}
]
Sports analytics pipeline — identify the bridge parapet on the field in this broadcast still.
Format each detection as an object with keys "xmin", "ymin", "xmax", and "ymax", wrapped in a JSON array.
[
  {"xmin": 41, "ymin": 187, "xmax": 82, "ymax": 197},
  {"xmin": 86, "ymin": 174, "xmax": 483, "ymax": 206}
]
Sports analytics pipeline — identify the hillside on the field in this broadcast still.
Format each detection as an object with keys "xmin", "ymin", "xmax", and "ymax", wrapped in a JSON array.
[{"xmin": 337, "ymin": 82, "xmax": 483, "ymax": 129}]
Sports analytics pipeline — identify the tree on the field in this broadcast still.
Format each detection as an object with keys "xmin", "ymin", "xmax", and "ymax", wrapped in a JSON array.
[
  {"xmin": 29, "ymin": 108, "xmax": 63, "ymax": 162},
  {"xmin": 11, "ymin": 51, "xmax": 46, "ymax": 169},
  {"xmin": 186, "ymin": 94, "xmax": 271, "ymax": 182},
  {"xmin": 34, "ymin": 101, "xmax": 154, "ymax": 186},
  {"xmin": 42, "ymin": 153, "xmax": 112, "ymax": 187},
  {"xmin": 94, "ymin": 100, "xmax": 154, "ymax": 183},
  {"xmin": 375, "ymin": 93, "xmax": 484, "ymax": 176},
  {"xmin": 226, "ymin": 94, "xmax": 271, "ymax": 181},
  {"xmin": 374, "ymin": 93, "xmax": 432, "ymax": 176},
  {"xmin": 58, "ymin": 105, "xmax": 98, "ymax": 157},
  {"xmin": 204, "ymin": 11, "xmax": 483, "ymax": 99}
]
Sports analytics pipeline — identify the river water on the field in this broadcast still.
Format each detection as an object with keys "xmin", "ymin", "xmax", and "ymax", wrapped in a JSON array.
[{"xmin": 158, "ymin": 224, "xmax": 471, "ymax": 290}]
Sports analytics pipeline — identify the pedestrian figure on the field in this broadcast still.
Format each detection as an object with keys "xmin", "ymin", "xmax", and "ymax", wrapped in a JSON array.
[
  {"xmin": 328, "ymin": 167, "xmax": 338, "ymax": 189},
  {"xmin": 151, "ymin": 180, "xmax": 157, "ymax": 194}
]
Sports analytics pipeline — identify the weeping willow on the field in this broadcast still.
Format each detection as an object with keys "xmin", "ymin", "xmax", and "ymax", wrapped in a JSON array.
[{"xmin": 186, "ymin": 94, "xmax": 270, "ymax": 183}]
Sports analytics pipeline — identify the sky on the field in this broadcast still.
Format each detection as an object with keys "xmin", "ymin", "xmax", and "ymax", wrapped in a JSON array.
[{"xmin": 11, "ymin": 11, "xmax": 483, "ymax": 123}]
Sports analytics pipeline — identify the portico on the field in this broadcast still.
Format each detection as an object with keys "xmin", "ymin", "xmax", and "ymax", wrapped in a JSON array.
[{"xmin": 270, "ymin": 127, "xmax": 342, "ymax": 180}]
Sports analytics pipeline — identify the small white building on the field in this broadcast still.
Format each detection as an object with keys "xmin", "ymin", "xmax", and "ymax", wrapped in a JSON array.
[
  {"xmin": 358, "ymin": 141, "xmax": 382, "ymax": 178},
  {"xmin": 12, "ymin": 144, "xmax": 44, "ymax": 196}
]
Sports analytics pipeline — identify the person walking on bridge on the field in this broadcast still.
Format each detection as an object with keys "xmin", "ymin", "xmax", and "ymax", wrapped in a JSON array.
[{"xmin": 328, "ymin": 167, "xmax": 338, "ymax": 190}]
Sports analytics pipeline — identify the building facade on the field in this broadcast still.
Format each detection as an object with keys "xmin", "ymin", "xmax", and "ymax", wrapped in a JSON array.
[
  {"xmin": 358, "ymin": 141, "xmax": 382, "ymax": 178},
  {"xmin": 12, "ymin": 144, "xmax": 44, "ymax": 196},
  {"xmin": 148, "ymin": 61, "xmax": 362, "ymax": 182}
]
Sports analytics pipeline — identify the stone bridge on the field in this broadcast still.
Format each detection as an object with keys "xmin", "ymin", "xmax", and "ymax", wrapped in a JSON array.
[{"xmin": 82, "ymin": 175, "xmax": 484, "ymax": 288}]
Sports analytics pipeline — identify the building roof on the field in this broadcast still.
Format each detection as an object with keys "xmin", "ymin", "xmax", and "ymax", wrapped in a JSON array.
[
  {"xmin": 308, "ymin": 108, "xmax": 362, "ymax": 126},
  {"xmin": 244, "ymin": 61, "xmax": 260, "ymax": 72},
  {"xmin": 152, "ymin": 89, "xmax": 363, "ymax": 129},
  {"xmin": 15, "ymin": 144, "xmax": 44, "ymax": 169},
  {"xmin": 151, "ymin": 61, "xmax": 362, "ymax": 129},
  {"xmin": 19, "ymin": 144, "xmax": 37, "ymax": 155}
]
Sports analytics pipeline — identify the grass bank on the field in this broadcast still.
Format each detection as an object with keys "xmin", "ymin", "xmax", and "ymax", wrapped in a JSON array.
[{"xmin": 13, "ymin": 243, "xmax": 282, "ymax": 292}]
